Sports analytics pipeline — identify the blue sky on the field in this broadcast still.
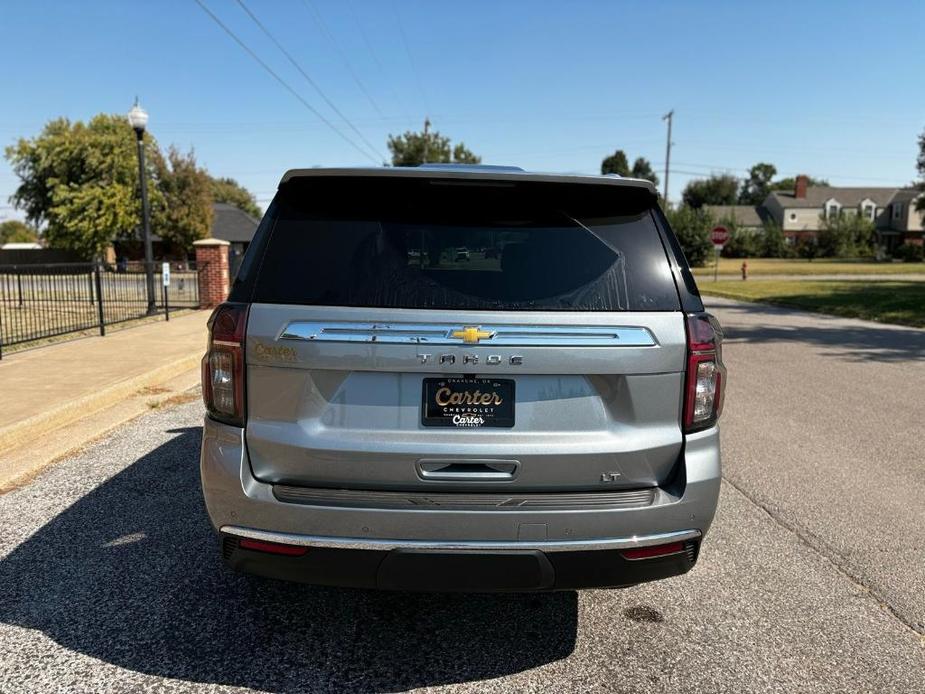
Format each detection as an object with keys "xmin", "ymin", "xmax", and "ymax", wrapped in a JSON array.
[{"xmin": 1, "ymin": 0, "xmax": 923, "ymax": 221}]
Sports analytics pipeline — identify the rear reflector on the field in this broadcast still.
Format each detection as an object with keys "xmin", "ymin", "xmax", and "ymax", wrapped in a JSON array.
[
  {"xmin": 238, "ymin": 538, "xmax": 308, "ymax": 556},
  {"xmin": 621, "ymin": 541, "xmax": 684, "ymax": 560}
]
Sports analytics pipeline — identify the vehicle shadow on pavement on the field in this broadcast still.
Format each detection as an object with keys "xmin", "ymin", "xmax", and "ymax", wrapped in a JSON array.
[
  {"xmin": 0, "ymin": 427, "xmax": 577, "ymax": 693},
  {"xmin": 714, "ymin": 303, "xmax": 925, "ymax": 363}
]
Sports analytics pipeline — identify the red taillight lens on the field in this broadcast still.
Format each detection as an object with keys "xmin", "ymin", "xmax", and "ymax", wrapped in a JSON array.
[
  {"xmin": 238, "ymin": 538, "xmax": 308, "ymax": 556},
  {"xmin": 621, "ymin": 541, "xmax": 685, "ymax": 560},
  {"xmin": 202, "ymin": 302, "xmax": 249, "ymax": 427},
  {"xmin": 682, "ymin": 313, "xmax": 726, "ymax": 433}
]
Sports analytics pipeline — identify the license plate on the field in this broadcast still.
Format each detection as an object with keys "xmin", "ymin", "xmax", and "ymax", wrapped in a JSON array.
[{"xmin": 421, "ymin": 378, "xmax": 515, "ymax": 428}]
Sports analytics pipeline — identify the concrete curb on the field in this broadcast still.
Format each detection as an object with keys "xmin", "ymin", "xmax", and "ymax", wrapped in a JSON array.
[
  {"xmin": 0, "ymin": 366, "xmax": 202, "ymax": 493},
  {"xmin": 0, "ymin": 353, "xmax": 201, "ymax": 455}
]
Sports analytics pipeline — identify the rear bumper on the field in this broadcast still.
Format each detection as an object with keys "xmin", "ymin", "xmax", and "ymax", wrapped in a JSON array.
[
  {"xmin": 220, "ymin": 530, "xmax": 701, "ymax": 591},
  {"xmin": 200, "ymin": 417, "xmax": 721, "ymax": 591}
]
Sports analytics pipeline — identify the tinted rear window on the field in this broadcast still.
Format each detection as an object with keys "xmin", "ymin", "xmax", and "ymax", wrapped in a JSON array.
[{"xmin": 247, "ymin": 176, "xmax": 679, "ymax": 311}]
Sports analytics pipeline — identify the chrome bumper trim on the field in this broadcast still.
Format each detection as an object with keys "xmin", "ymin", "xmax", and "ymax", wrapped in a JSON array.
[{"xmin": 220, "ymin": 526, "xmax": 701, "ymax": 553}]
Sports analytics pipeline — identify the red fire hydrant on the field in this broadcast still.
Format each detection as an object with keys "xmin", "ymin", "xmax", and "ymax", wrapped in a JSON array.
[{"xmin": 741, "ymin": 261, "xmax": 748, "ymax": 281}]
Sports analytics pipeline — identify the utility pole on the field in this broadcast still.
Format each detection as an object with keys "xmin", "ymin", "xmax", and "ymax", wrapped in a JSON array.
[
  {"xmin": 662, "ymin": 109, "xmax": 674, "ymax": 205},
  {"xmin": 422, "ymin": 116, "xmax": 431, "ymax": 163}
]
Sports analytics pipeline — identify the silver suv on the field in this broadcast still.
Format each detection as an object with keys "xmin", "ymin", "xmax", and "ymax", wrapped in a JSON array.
[{"xmin": 200, "ymin": 165, "xmax": 725, "ymax": 592}]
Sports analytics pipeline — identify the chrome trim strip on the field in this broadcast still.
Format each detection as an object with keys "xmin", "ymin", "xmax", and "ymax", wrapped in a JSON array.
[
  {"xmin": 220, "ymin": 526, "xmax": 700, "ymax": 553},
  {"xmin": 279, "ymin": 322, "xmax": 657, "ymax": 347}
]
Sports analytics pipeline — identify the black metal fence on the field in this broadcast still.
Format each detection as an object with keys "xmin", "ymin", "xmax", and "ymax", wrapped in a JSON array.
[{"xmin": 0, "ymin": 261, "xmax": 200, "ymax": 357}]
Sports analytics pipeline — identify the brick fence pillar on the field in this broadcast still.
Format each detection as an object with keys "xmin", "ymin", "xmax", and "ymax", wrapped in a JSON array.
[{"xmin": 193, "ymin": 238, "xmax": 230, "ymax": 309}]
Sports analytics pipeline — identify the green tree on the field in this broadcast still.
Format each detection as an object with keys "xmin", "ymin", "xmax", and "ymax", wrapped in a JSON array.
[
  {"xmin": 681, "ymin": 174, "xmax": 739, "ymax": 208},
  {"xmin": 601, "ymin": 150, "xmax": 630, "ymax": 176},
  {"xmin": 5, "ymin": 114, "xmax": 161, "ymax": 258},
  {"xmin": 817, "ymin": 211, "xmax": 876, "ymax": 258},
  {"xmin": 916, "ymin": 128, "xmax": 925, "ymax": 213},
  {"xmin": 666, "ymin": 205, "xmax": 713, "ymax": 267},
  {"xmin": 738, "ymin": 162, "xmax": 777, "ymax": 205},
  {"xmin": 0, "ymin": 220, "xmax": 38, "ymax": 245},
  {"xmin": 152, "ymin": 146, "xmax": 213, "ymax": 253},
  {"xmin": 387, "ymin": 124, "xmax": 480, "ymax": 166},
  {"xmin": 630, "ymin": 157, "xmax": 659, "ymax": 187},
  {"xmin": 769, "ymin": 175, "xmax": 828, "ymax": 192},
  {"xmin": 717, "ymin": 216, "xmax": 762, "ymax": 258},
  {"xmin": 210, "ymin": 176, "xmax": 261, "ymax": 218},
  {"xmin": 761, "ymin": 219, "xmax": 791, "ymax": 258}
]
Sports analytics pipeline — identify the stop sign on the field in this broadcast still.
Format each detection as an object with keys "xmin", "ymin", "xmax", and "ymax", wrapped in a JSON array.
[{"xmin": 711, "ymin": 225, "xmax": 730, "ymax": 246}]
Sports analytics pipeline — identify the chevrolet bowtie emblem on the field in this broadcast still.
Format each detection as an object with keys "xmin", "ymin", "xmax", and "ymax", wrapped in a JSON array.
[{"xmin": 450, "ymin": 326, "xmax": 494, "ymax": 344}]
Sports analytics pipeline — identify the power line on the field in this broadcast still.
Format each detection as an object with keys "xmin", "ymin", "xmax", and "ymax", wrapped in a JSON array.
[
  {"xmin": 234, "ymin": 0, "xmax": 386, "ymax": 162},
  {"xmin": 301, "ymin": 0, "xmax": 387, "ymax": 121},
  {"xmin": 345, "ymin": 0, "xmax": 411, "ymax": 122},
  {"xmin": 192, "ymin": 0, "xmax": 379, "ymax": 164},
  {"xmin": 392, "ymin": 2, "xmax": 429, "ymax": 113}
]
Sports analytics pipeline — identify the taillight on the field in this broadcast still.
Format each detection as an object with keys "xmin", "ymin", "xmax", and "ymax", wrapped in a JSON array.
[
  {"xmin": 202, "ymin": 302, "xmax": 249, "ymax": 427},
  {"xmin": 682, "ymin": 312, "xmax": 726, "ymax": 433}
]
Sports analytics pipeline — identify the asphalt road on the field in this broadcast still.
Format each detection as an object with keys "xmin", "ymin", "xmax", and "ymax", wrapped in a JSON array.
[{"xmin": 1, "ymin": 299, "xmax": 924, "ymax": 693}]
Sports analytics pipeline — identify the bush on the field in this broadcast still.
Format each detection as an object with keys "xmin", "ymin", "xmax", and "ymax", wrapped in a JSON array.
[
  {"xmin": 816, "ymin": 212, "xmax": 876, "ymax": 258},
  {"xmin": 893, "ymin": 243, "xmax": 924, "ymax": 262},
  {"xmin": 761, "ymin": 220, "xmax": 793, "ymax": 258},
  {"xmin": 721, "ymin": 228, "xmax": 761, "ymax": 258},
  {"xmin": 665, "ymin": 205, "xmax": 713, "ymax": 267},
  {"xmin": 796, "ymin": 236, "xmax": 819, "ymax": 260}
]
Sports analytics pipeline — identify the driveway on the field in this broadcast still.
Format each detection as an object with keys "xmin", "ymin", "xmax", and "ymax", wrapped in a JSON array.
[{"xmin": 0, "ymin": 299, "xmax": 923, "ymax": 693}]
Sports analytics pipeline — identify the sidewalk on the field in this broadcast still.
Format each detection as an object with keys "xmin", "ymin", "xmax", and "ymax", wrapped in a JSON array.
[{"xmin": 0, "ymin": 311, "xmax": 208, "ymax": 491}]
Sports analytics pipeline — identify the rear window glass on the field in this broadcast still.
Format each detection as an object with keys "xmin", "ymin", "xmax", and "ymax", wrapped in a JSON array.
[{"xmin": 248, "ymin": 176, "xmax": 679, "ymax": 311}]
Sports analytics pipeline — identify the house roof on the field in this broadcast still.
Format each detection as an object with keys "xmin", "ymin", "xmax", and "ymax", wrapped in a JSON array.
[
  {"xmin": 889, "ymin": 188, "xmax": 923, "ymax": 204},
  {"xmin": 211, "ymin": 203, "xmax": 259, "ymax": 243},
  {"xmin": 702, "ymin": 204, "xmax": 766, "ymax": 227},
  {"xmin": 770, "ymin": 186, "xmax": 899, "ymax": 209}
]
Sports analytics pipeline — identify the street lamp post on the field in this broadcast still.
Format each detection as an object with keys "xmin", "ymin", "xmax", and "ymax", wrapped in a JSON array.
[{"xmin": 128, "ymin": 99, "xmax": 156, "ymax": 314}]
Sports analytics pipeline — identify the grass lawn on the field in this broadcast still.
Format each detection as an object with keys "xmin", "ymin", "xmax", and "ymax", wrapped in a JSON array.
[
  {"xmin": 700, "ymin": 280, "xmax": 925, "ymax": 328},
  {"xmin": 691, "ymin": 257, "xmax": 925, "ymax": 277}
]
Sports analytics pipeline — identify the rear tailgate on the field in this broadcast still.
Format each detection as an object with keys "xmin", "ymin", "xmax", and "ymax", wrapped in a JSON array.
[
  {"xmin": 245, "ymin": 306, "xmax": 684, "ymax": 491},
  {"xmin": 238, "ymin": 173, "xmax": 687, "ymax": 493}
]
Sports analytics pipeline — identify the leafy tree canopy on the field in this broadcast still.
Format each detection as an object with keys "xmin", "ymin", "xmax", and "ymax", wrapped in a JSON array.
[
  {"xmin": 601, "ymin": 150, "xmax": 630, "ymax": 176},
  {"xmin": 738, "ymin": 162, "xmax": 777, "ymax": 205},
  {"xmin": 769, "ymin": 175, "xmax": 829, "ymax": 192},
  {"xmin": 681, "ymin": 174, "xmax": 739, "ymax": 208},
  {"xmin": 5, "ymin": 113, "xmax": 262, "ymax": 258},
  {"xmin": 630, "ymin": 157, "xmax": 659, "ymax": 187},
  {"xmin": 817, "ymin": 210, "xmax": 875, "ymax": 258},
  {"xmin": 387, "ymin": 124, "xmax": 480, "ymax": 166},
  {"xmin": 211, "ymin": 176, "xmax": 261, "ymax": 218},
  {"xmin": 665, "ymin": 205, "xmax": 713, "ymax": 267},
  {"xmin": 4, "ymin": 114, "xmax": 161, "ymax": 258},
  {"xmin": 152, "ymin": 146, "xmax": 213, "ymax": 251},
  {"xmin": 0, "ymin": 220, "xmax": 38, "ymax": 245},
  {"xmin": 916, "ymin": 128, "xmax": 925, "ymax": 212},
  {"xmin": 600, "ymin": 151, "xmax": 659, "ymax": 187}
]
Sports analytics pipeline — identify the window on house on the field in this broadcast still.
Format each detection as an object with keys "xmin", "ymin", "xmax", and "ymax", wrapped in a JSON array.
[
  {"xmin": 827, "ymin": 204, "xmax": 840, "ymax": 220},
  {"xmin": 863, "ymin": 204, "xmax": 875, "ymax": 220},
  {"xmin": 893, "ymin": 204, "xmax": 903, "ymax": 220}
]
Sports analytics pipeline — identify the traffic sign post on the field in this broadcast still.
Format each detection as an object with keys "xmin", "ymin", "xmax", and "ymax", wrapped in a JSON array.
[
  {"xmin": 161, "ymin": 262, "xmax": 171, "ymax": 321},
  {"xmin": 710, "ymin": 226, "xmax": 729, "ymax": 282}
]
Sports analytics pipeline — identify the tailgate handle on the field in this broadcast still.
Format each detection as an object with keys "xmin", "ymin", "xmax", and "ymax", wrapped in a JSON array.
[{"xmin": 417, "ymin": 459, "xmax": 519, "ymax": 481}]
